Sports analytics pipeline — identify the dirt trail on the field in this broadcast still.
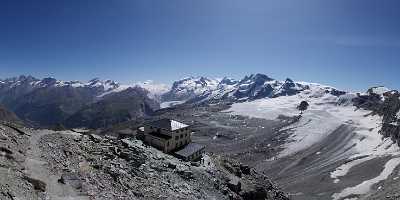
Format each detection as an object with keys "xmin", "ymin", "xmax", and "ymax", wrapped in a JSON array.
[{"xmin": 23, "ymin": 129, "xmax": 89, "ymax": 200}]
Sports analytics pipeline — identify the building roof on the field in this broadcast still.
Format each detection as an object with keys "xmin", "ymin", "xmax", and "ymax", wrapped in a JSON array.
[
  {"xmin": 148, "ymin": 119, "xmax": 189, "ymax": 131},
  {"xmin": 175, "ymin": 143, "xmax": 205, "ymax": 158},
  {"xmin": 148, "ymin": 131, "xmax": 172, "ymax": 140}
]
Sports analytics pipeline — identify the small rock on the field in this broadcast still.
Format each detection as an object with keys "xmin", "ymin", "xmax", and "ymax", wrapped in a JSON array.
[
  {"xmin": 167, "ymin": 162, "xmax": 177, "ymax": 169},
  {"xmin": 240, "ymin": 164, "xmax": 251, "ymax": 175},
  {"xmin": 0, "ymin": 132, "xmax": 8, "ymax": 140},
  {"xmin": 119, "ymin": 151, "xmax": 131, "ymax": 160},
  {"xmin": 92, "ymin": 164, "xmax": 102, "ymax": 169},
  {"xmin": 89, "ymin": 134, "xmax": 102, "ymax": 143},
  {"xmin": 0, "ymin": 147, "xmax": 13, "ymax": 155},
  {"xmin": 58, "ymin": 172, "xmax": 80, "ymax": 183},
  {"xmin": 177, "ymin": 170, "xmax": 194, "ymax": 180},
  {"xmin": 23, "ymin": 176, "xmax": 46, "ymax": 192},
  {"xmin": 0, "ymin": 147, "xmax": 14, "ymax": 159},
  {"xmin": 227, "ymin": 176, "xmax": 241, "ymax": 193}
]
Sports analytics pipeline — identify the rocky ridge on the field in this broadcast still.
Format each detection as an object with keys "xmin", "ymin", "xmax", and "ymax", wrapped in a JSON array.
[{"xmin": 0, "ymin": 122, "xmax": 289, "ymax": 200}]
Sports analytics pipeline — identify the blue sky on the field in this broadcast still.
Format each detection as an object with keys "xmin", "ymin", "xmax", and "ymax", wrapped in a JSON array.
[{"xmin": 0, "ymin": 0, "xmax": 399, "ymax": 91}]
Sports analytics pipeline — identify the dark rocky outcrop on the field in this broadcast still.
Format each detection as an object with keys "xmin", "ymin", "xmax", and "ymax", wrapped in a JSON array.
[
  {"xmin": 353, "ymin": 88, "xmax": 400, "ymax": 146},
  {"xmin": 297, "ymin": 101, "xmax": 309, "ymax": 114},
  {"xmin": 219, "ymin": 157, "xmax": 289, "ymax": 200},
  {"xmin": 376, "ymin": 92, "xmax": 400, "ymax": 145},
  {"xmin": 273, "ymin": 78, "xmax": 308, "ymax": 97},
  {"xmin": 23, "ymin": 176, "xmax": 47, "ymax": 192},
  {"xmin": 233, "ymin": 74, "xmax": 276, "ymax": 100},
  {"xmin": 58, "ymin": 172, "xmax": 82, "ymax": 190}
]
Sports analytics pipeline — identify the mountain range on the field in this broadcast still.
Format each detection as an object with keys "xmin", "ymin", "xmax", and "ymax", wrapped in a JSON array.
[
  {"xmin": 0, "ymin": 76, "xmax": 161, "ymax": 128},
  {"xmin": 162, "ymin": 74, "xmax": 346, "ymax": 104},
  {"xmin": 0, "ymin": 74, "xmax": 383, "ymax": 129}
]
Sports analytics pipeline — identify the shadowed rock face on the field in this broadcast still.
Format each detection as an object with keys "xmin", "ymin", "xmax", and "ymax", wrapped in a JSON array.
[
  {"xmin": 376, "ymin": 92, "xmax": 400, "ymax": 145},
  {"xmin": 0, "ymin": 105, "xmax": 20, "ymax": 124},
  {"xmin": 64, "ymin": 87, "xmax": 159, "ymax": 129}
]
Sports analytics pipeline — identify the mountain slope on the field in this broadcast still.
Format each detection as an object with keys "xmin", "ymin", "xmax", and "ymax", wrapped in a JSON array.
[
  {"xmin": 13, "ymin": 81, "xmax": 101, "ymax": 126},
  {"xmin": 0, "ymin": 76, "xmax": 164, "ymax": 127},
  {"xmin": 64, "ymin": 87, "xmax": 159, "ymax": 128},
  {"xmin": 0, "ymin": 75, "xmax": 40, "ymax": 109},
  {"xmin": 0, "ymin": 104, "xmax": 20, "ymax": 124}
]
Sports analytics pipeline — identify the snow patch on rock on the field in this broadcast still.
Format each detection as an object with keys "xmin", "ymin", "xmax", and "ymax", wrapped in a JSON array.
[
  {"xmin": 332, "ymin": 157, "xmax": 400, "ymax": 200},
  {"xmin": 160, "ymin": 101, "xmax": 186, "ymax": 109}
]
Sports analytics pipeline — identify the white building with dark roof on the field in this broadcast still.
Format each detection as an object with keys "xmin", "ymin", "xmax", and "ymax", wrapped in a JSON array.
[
  {"xmin": 143, "ymin": 119, "xmax": 205, "ymax": 161},
  {"xmin": 144, "ymin": 119, "xmax": 190, "ymax": 152}
]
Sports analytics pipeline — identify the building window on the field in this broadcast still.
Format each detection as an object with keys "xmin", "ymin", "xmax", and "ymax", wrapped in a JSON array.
[
  {"xmin": 180, "ymin": 135, "xmax": 183, "ymax": 139},
  {"xmin": 175, "ymin": 136, "xmax": 178, "ymax": 140},
  {"xmin": 167, "ymin": 141, "xmax": 169, "ymax": 146}
]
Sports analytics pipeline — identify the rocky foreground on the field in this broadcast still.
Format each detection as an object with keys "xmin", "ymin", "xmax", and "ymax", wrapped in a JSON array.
[{"xmin": 0, "ymin": 122, "xmax": 288, "ymax": 200}]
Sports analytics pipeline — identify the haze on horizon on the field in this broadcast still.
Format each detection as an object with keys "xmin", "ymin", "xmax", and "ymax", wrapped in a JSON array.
[{"xmin": 1, "ymin": 0, "xmax": 399, "ymax": 91}]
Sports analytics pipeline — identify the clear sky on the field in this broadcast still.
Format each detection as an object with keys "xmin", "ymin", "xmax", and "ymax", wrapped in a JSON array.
[{"xmin": 0, "ymin": 0, "xmax": 399, "ymax": 91}]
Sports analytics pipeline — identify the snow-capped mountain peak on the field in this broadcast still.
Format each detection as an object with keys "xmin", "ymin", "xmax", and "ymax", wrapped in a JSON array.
[
  {"xmin": 172, "ymin": 76, "xmax": 219, "ymax": 89},
  {"xmin": 367, "ymin": 86, "xmax": 390, "ymax": 95},
  {"xmin": 161, "ymin": 73, "xmax": 347, "ymax": 104},
  {"xmin": 135, "ymin": 80, "xmax": 169, "ymax": 95},
  {"xmin": 219, "ymin": 77, "xmax": 238, "ymax": 86},
  {"xmin": 239, "ymin": 73, "xmax": 274, "ymax": 85},
  {"xmin": 85, "ymin": 78, "xmax": 119, "ymax": 91},
  {"xmin": 162, "ymin": 76, "xmax": 220, "ymax": 101}
]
